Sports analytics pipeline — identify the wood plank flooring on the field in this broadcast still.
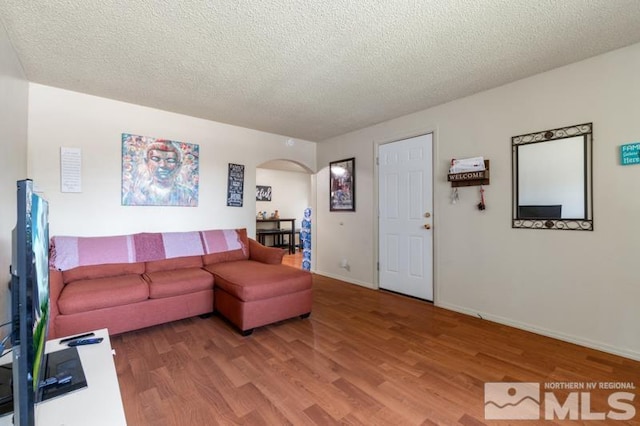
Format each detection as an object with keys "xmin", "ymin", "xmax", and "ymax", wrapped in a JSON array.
[
  {"xmin": 111, "ymin": 274, "xmax": 640, "ymax": 425},
  {"xmin": 281, "ymin": 251, "xmax": 302, "ymax": 269}
]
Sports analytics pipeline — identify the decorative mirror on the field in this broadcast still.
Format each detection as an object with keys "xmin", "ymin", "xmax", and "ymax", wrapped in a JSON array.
[{"xmin": 512, "ymin": 123, "xmax": 593, "ymax": 231}]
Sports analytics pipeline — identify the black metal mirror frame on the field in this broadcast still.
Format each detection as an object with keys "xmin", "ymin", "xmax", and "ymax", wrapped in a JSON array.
[{"xmin": 512, "ymin": 122, "xmax": 593, "ymax": 231}]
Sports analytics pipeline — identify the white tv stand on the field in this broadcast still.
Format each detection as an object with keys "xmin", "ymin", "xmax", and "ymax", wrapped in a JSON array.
[{"xmin": 0, "ymin": 328, "xmax": 126, "ymax": 426}]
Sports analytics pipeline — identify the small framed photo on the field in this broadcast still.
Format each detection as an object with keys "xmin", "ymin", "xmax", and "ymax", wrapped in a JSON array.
[
  {"xmin": 329, "ymin": 157, "xmax": 355, "ymax": 212},
  {"xmin": 256, "ymin": 185, "xmax": 272, "ymax": 201}
]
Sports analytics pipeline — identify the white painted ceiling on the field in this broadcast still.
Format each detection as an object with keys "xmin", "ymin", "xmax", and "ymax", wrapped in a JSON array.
[{"xmin": 2, "ymin": 1, "xmax": 640, "ymax": 142}]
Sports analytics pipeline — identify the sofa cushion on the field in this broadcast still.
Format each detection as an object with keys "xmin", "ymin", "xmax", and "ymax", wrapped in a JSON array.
[
  {"xmin": 205, "ymin": 260, "xmax": 311, "ymax": 302},
  {"xmin": 58, "ymin": 274, "xmax": 149, "ymax": 315},
  {"xmin": 145, "ymin": 255, "xmax": 203, "ymax": 273},
  {"xmin": 145, "ymin": 268, "xmax": 214, "ymax": 299},
  {"xmin": 62, "ymin": 262, "xmax": 145, "ymax": 284},
  {"xmin": 202, "ymin": 228, "xmax": 249, "ymax": 265}
]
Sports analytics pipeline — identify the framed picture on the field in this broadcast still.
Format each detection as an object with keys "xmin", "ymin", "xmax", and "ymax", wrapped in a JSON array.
[
  {"xmin": 121, "ymin": 133, "xmax": 199, "ymax": 206},
  {"xmin": 227, "ymin": 163, "xmax": 245, "ymax": 207},
  {"xmin": 329, "ymin": 157, "xmax": 355, "ymax": 212},
  {"xmin": 256, "ymin": 185, "xmax": 272, "ymax": 201}
]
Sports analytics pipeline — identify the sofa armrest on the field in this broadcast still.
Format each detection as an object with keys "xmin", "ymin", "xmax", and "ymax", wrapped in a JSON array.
[
  {"xmin": 48, "ymin": 269, "xmax": 64, "ymax": 339},
  {"xmin": 248, "ymin": 238, "xmax": 286, "ymax": 264}
]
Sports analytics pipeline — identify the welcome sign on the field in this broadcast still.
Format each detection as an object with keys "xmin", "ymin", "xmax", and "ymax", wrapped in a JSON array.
[{"xmin": 620, "ymin": 142, "xmax": 640, "ymax": 165}]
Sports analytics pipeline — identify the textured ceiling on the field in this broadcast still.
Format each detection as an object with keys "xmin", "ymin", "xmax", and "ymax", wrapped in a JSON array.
[{"xmin": 2, "ymin": 1, "xmax": 640, "ymax": 142}]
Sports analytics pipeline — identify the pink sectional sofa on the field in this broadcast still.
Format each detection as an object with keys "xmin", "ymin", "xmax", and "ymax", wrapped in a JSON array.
[{"xmin": 48, "ymin": 228, "xmax": 312, "ymax": 338}]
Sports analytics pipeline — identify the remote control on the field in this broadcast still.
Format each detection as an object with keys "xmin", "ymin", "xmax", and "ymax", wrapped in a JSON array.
[
  {"xmin": 56, "ymin": 373, "xmax": 73, "ymax": 385},
  {"xmin": 59, "ymin": 332, "xmax": 95, "ymax": 344},
  {"xmin": 38, "ymin": 372, "xmax": 73, "ymax": 388},
  {"xmin": 67, "ymin": 337, "xmax": 103, "ymax": 346}
]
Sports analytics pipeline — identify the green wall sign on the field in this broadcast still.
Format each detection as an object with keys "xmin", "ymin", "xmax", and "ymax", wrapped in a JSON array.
[{"xmin": 620, "ymin": 142, "xmax": 640, "ymax": 166}]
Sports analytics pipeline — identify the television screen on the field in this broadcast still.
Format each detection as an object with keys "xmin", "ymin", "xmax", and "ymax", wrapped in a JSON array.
[
  {"xmin": 30, "ymin": 190, "xmax": 50, "ymax": 396},
  {"xmin": 518, "ymin": 204, "xmax": 562, "ymax": 219},
  {"xmin": 9, "ymin": 179, "xmax": 50, "ymax": 426}
]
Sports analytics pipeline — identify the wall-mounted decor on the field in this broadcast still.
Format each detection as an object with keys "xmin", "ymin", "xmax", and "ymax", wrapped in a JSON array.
[
  {"xmin": 447, "ymin": 157, "xmax": 490, "ymax": 187},
  {"xmin": 60, "ymin": 147, "xmax": 82, "ymax": 193},
  {"xmin": 512, "ymin": 123, "xmax": 593, "ymax": 231},
  {"xmin": 256, "ymin": 185, "xmax": 272, "ymax": 201},
  {"xmin": 227, "ymin": 163, "xmax": 245, "ymax": 207},
  {"xmin": 330, "ymin": 157, "xmax": 355, "ymax": 212},
  {"xmin": 121, "ymin": 133, "xmax": 199, "ymax": 206},
  {"xmin": 620, "ymin": 142, "xmax": 640, "ymax": 165}
]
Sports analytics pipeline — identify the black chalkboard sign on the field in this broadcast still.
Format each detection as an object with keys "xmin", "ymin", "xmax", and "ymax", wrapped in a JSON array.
[
  {"xmin": 256, "ymin": 185, "xmax": 272, "ymax": 201},
  {"xmin": 227, "ymin": 163, "xmax": 244, "ymax": 207}
]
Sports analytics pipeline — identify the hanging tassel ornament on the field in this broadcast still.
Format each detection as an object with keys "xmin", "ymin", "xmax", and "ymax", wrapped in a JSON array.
[{"xmin": 477, "ymin": 186, "xmax": 486, "ymax": 210}]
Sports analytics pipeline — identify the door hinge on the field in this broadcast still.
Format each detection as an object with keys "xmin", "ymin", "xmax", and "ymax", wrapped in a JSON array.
[
  {"xmin": 376, "ymin": 157, "xmax": 379, "ymax": 166},
  {"xmin": 377, "ymin": 262, "xmax": 379, "ymax": 271}
]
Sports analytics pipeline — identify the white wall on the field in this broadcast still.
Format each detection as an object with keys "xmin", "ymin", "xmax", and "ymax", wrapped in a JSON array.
[
  {"xmin": 315, "ymin": 153, "xmax": 375, "ymax": 288},
  {"xmin": 256, "ymin": 168, "xmax": 311, "ymax": 227},
  {"xmin": 316, "ymin": 42, "xmax": 640, "ymax": 360},
  {"xmin": 27, "ymin": 84, "xmax": 316, "ymax": 238},
  {"xmin": 0, "ymin": 21, "xmax": 29, "ymax": 321}
]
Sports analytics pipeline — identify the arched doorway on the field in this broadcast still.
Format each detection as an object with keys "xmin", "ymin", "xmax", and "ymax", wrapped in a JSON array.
[{"xmin": 256, "ymin": 159, "xmax": 314, "ymax": 270}]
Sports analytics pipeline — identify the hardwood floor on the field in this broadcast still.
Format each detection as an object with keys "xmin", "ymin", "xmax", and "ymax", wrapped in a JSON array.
[
  {"xmin": 111, "ymin": 275, "xmax": 640, "ymax": 425},
  {"xmin": 282, "ymin": 251, "xmax": 303, "ymax": 269}
]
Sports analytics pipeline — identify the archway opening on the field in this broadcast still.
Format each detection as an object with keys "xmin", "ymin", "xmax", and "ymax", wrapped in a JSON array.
[{"xmin": 256, "ymin": 159, "xmax": 313, "ymax": 270}]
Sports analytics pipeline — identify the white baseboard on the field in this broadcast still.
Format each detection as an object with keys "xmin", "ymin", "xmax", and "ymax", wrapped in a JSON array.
[{"xmin": 437, "ymin": 301, "xmax": 640, "ymax": 362}]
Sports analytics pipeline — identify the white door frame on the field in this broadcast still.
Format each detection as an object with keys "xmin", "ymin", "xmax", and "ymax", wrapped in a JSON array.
[{"xmin": 373, "ymin": 128, "xmax": 438, "ymax": 303}]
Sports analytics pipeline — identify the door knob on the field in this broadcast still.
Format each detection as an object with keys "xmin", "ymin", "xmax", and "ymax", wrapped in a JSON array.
[{"xmin": 423, "ymin": 224, "xmax": 431, "ymax": 229}]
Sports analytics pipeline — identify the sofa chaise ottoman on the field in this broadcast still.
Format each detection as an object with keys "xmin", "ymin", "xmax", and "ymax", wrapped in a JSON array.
[
  {"xmin": 48, "ymin": 228, "xmax": 312, "ymax": 338},
  {"xmin": 205, "ymin": 239, "xmax": 312, "ymax": 335}
]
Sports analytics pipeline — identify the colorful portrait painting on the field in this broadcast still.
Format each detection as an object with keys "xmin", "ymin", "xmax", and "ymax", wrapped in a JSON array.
[{"xmin": 122, "ymin": 133, "xmax": 199, "ymax": 206}]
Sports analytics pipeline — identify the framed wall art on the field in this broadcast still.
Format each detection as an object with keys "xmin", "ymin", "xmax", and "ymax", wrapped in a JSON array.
[
  {"xmin": 329, "ymin": 157, "xmax": 355, "ymax": 212},
  {"xmin": 256, "ymin": 185, "xmax": 272, "ymax": 201},
  {"xmin": 227, "ymin": 163, "xmax": 245, "ymax": 207},
  {"xmin": 121, "ymin": 133, "xmax": 199, "ymax": 206}
]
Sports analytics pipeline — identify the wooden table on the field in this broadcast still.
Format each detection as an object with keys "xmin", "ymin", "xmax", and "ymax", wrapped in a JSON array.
[{"xmin": 256, "ymin": 218, "xmax": 296, "ymax": 254}]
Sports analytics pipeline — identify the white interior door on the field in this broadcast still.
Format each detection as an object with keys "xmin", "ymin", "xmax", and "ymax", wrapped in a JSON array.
[{"xmin": 378, "ymin": 134, "xmax": 433, "ymax": 300}]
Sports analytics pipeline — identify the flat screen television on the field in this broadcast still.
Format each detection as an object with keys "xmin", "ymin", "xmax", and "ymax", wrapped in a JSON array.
[{"xmin": 8, "ymin": 179, "xmax": 50, "ymax": 426}]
